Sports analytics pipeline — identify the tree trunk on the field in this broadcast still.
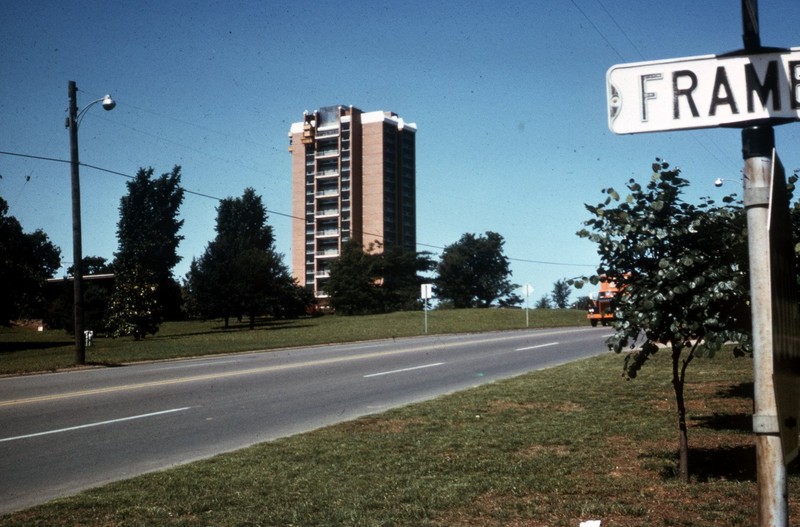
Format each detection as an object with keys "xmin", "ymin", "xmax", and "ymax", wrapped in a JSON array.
[{"xmin": 671, "ymin": 344, "xmax": 692, "ymax": 482}]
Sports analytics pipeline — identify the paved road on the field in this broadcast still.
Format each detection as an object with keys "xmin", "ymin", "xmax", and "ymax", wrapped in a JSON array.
[{"xmin": 0, "ymin": 326, "xmax": 611, "ymax": 514}]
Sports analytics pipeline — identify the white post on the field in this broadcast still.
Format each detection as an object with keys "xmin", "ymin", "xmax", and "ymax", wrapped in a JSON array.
[
  {"xmin": 421, "ymin": 284, "xmax": 433, "ymax": 334},
  {"xmin": 523, "ymin": 284, "xmax": 534, "ymax": 328}
]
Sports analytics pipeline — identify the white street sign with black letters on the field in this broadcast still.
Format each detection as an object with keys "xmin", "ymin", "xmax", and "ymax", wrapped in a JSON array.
[{"xmin": 607, "ymin": 47, "xmax": 800, "ymax": 134}]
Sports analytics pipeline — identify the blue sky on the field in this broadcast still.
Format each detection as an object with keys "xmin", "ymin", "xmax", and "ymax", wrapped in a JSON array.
[{"xmin": 2, "ymin": 1, "xmax": 799, "ymax": 304}]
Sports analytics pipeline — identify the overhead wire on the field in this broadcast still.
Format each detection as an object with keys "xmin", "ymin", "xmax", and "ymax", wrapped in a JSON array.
[
  {"xmin": 0, "ymin": 150, "xmax": 595, "ymax": 268},
  {"xmin": 568, "ymin": 0, "xmax": 626, "ymax": 61},
  {"xmin": 576, "ymin": 0, "xmax": 740, "ymax": 175}
]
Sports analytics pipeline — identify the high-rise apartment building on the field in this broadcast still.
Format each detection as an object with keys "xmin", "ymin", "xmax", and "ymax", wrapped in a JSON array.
[{"xmin": 288, "ymin": 105, "xmax": 417, "ymax": 298}]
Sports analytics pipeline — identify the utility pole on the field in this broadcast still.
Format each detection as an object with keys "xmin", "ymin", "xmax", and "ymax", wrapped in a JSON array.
[
  {"xmin": 67, "ymin": 80, "xmax": 86, "ymax": 366},
  {"xmin": 66, "ymin": 81, "xmax": 115, "ymax": 365}
]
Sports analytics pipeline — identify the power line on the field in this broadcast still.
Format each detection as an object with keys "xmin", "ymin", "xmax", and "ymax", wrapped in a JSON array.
[
  {"xmin": 0, "ymin": 150, "xmax": 287, "ymax": 216},
  {"xmin": 569, "ymin": 0, "xmax": 625, "ymax": 61},
  {"xmin": 593, "ymin": 0, "xmax": 646, "ymax": 61},
  {"xmin": 0, "ymin": 149, "xmax": 596, "ymax": 269},
  {"xmin": 572, "ymin": 0, "xmax": 740, "ymax": 175}
]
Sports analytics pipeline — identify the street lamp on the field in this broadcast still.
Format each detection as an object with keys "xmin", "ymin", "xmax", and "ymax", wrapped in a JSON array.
[
  {"xmin": 714, "ymin": 177, "xmax": 735, "ymax": 187},
  {"xmin": 66, "ymin": 80, "xmax": 115, "ymax": 365}
]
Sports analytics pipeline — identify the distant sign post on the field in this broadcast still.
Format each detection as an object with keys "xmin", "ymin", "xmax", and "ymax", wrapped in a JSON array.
[
  {"xmin": 522, "ymin": 284, "xmax": 534, "ymax": 327},
  {"xmin": 606, "ymin": 48, "xmax": 800, "ymax": 134}
]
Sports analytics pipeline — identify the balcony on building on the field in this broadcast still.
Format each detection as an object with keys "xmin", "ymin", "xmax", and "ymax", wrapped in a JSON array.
[
  {"xmin": 316, "ymin": 227, "xmax": 340, "ymax": 239},
  {"xmin": 315, "ymin": 127, "xmax": 339, "ymax": 138},
  {"xmin": 316, "ymin": 236, "xmax": 340, "ymax": 257},
  {"xmin": 316, "ymin": 168, "xmax": 339, "ymax": 179},
  {"xmin": 315, "ymin": 147, "xmax": 339, "ymax": 159},
  {"xmin": 316, "ymin": 187, "xmax": 339, "ymax": 198},
  {"xmin": 315, "ymin": 207, "xmax": 339, "ymax": 218}
]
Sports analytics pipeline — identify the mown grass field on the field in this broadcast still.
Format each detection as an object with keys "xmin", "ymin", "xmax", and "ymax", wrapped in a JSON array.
[{"xmin": 0, "ymin": 308, "xmax": 584, "ymax": 375}]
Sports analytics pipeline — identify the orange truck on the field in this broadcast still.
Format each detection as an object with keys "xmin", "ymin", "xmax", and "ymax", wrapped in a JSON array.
[{"xmin": 587, "ymin": 280, "xmax": 618, "ymax": 327}]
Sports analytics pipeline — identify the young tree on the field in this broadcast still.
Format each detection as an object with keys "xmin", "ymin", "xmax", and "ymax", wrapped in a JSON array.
[
  {"xmin": 534, "ymin": 295, "xmax": 552, "ymax": 309},
  {"xmin": 434, "ymin": 231, "xmax": 521, "ymax": 308},
  {"xmin": 551, "ymin": 279, "xmax": 571, "ymax": 308},
  {"xmin": 105, "ymin": 266, "xmax": 160, "ymax": 339},
  {"xmin": 577, "ymin": 159, "xmax": 751, "ymax": 481},
  {"xmin": 109, "ymin": 166, "xmax": 185, "ymax": 338},
  {"xmin": 0, "ymin": 196, "xmax": 61, "ymax": 324}
]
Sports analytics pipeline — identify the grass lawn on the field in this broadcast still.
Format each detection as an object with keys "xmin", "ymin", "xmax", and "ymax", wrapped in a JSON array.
[
  {"xmin": 2, "ymin": 337, "xmax": 798, "ymax": 525},
  {"xmin": 0, "ymin": 308, "xmax": 585, "ymax": 375}
]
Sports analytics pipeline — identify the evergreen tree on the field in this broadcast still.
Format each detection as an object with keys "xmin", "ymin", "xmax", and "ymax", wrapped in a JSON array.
[
  {"xmin": 324, "ymin": 241, "xmax": 434, "ymax": 315},
  {"xmin": 108, "ymin": 166, "xmax": 184, "ymax": 338},
  {"xmin": 324, "ymin": 240, "xmax": 381, "ymax": 316},
  {"xmin": 185, "ymin": 188, "xmax": 297, "ymax": 327},
  {"xmin": 377, "ymin": 245, "xmax": 435, "ymax": 312},
  {"xmin": 550, "ymin": 279, "xmax": 571, "ymax": 308},
  {"xmin": 534, "ymin": 295, "xmax": 552, "ymax": 309}
]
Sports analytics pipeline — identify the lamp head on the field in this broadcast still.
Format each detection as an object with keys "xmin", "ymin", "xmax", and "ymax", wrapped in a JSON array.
[{"xmin": 101, "ymin": 95, "xmax": 116, "ymax": 111}]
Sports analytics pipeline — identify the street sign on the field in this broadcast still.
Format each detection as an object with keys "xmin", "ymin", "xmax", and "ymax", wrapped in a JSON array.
[
  {"xmin": 420, "ymin": 283, "xmax": 433, "ymax": 300},
  {"xmin": 607, "ymin": 47, "xmax": 800, "ymax": 134}
]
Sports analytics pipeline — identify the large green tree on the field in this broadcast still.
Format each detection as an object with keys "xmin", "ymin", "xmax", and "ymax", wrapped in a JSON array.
[
  {"xmin": 184, "ymin": 188, "xmax": 301, "ymax": 327},
  {"xmin": 577, "ymin": 159, "xmax": 751, "ymax": 481},
  {"xmin": 108, "ymin": 166, "xmax": 185, "ymax": 338},
  {"xmin": 0, "ymin": 196, "xmax": 61, "ymax": 324},
  {"xmin": 434, "ymin": 231, "xmax": 520, "ymax": 308}
]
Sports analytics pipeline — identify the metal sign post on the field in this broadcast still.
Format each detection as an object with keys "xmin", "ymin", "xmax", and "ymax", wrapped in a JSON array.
[{"xmin": 523, "ymin": 284, "xmax": 534, "ymax": 327}]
